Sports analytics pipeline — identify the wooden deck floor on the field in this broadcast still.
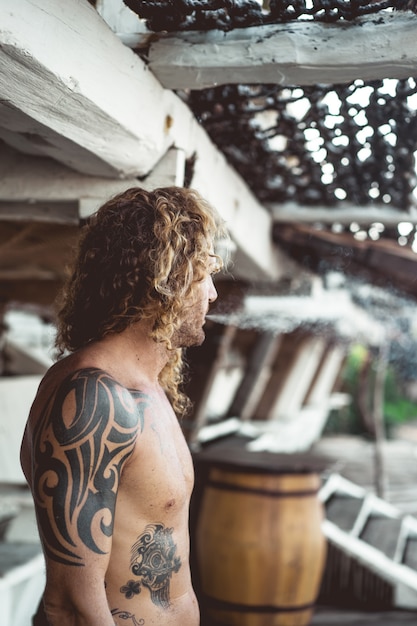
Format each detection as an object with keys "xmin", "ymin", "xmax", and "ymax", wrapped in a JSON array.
[
  {"xmin": 311, "ymin": 605, "xmax": 417, "ymax": 624},
  {"xmin": 200, "ymin": 605, "xmax": 417, "ymax": 625},
  {"xmin": 312, "ymin": 434, "xmax": 417, "ymax": 516}
]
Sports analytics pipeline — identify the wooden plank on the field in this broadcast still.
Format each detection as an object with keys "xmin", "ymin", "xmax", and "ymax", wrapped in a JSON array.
[
  {"xmin": 322, "ymin": 520, "xmax": 417, "ymax": 608},
  {"xmin": 147, "ymin": 12, "xmax": 417, "ymax": 90},
  {"xmin": 372, "ymin": 343, "xmax": 390, "ymax": 500},
  {"xmin": 0, "ymin": 279, "xmax": 63, "ymax": 307},
  {"xmin": 0, "ymin": 269, "xmax": 56, "ymax": 280}
]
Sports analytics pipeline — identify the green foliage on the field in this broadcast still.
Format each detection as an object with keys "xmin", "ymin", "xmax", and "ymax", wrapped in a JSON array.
[
  {"xmin": 324, "ymin": 344, "xmax": 417, "ymax": 437},
  {"xmin": 384, "ymin": 398, "xmax": 417, "ymax": 424},
  {"xmin": 325, "ymin": 345, "xmax": 367, "ymax": 436},
  {"xmin": 383, "ymin": 367, "xmax": 417, "ymax": 426}
]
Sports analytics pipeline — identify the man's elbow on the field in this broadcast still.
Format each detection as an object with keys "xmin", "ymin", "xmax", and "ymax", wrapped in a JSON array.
[{"xmin": 42, "ymin": 584, "xmax": 110, "ymax": 626}]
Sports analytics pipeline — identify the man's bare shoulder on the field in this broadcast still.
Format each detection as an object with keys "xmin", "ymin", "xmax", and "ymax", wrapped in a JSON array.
[
  {"xmin": 35, "ymin": 362, "xmax": 149, "ymax": 435},
  {"xmin": 22, "ymin": 358, "xmax": 149, "ymax": 480}
]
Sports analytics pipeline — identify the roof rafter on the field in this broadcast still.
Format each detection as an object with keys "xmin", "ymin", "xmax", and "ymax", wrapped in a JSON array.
[
  {"xmin": 105, "ymin": 8, "xmax": 417, "ymax": 89},
  {"xmin": 270, "ymin": 202, "xmax": 417, "ymax": 227}
]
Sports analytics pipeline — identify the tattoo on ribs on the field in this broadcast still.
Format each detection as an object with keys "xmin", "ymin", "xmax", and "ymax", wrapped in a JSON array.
[
  {"xmin": 32, "ymin": 368, "xmax": 148, "ymax": 566},
  {"xmin": 122, "ymin": 523, "xmax": 181, "ymax": 609},
  {"xmin": 111, "ymin": 608, "xmax": 145, "ymax": 625}
]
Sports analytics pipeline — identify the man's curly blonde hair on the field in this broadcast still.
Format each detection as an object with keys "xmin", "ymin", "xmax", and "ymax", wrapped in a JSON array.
[{"xmin": 54, "ymin": 186, "xmax": 228, "ymax": 418}]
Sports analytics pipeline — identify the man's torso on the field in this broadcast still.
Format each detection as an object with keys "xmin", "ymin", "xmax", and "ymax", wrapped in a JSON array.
[{"xmin": 21, "ymin": 353, "xmax": 199, "ymax": 626}]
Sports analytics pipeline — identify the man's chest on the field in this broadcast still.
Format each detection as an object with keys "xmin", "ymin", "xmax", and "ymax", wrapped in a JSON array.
[{"xmin": 119, "ymin": 413, "xmax": 194, "ymax": 516}]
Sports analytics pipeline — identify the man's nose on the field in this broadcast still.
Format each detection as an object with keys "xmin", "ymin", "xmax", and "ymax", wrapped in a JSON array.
[{"xmin": 209, "ymin": 276, "xmax": 218, "ymax": 303}]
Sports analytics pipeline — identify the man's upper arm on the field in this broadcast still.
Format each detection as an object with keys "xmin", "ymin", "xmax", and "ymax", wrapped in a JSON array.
[{"xmin": 32, "ymin": 367, "xmax": 142, "ymax": 568}]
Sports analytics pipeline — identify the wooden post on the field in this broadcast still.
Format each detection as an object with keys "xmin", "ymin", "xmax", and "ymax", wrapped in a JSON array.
[
  {"xmin": 0, "ymin": 304, "xmax": 7, "ymax": 376},
  {"xmin": 373, "ymin": 342, "xmax": 389, "ymax": 499}
]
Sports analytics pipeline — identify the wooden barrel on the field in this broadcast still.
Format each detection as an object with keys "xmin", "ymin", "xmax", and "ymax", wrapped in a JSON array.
[{"xmin": 195, "ymin": 463, "xmax": 327, "ymax": 626}]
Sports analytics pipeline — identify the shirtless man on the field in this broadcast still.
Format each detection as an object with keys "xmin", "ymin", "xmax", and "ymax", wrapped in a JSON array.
[{"xmin": 20, "ymin": 186, "xmax": 227, "ymax": 626}]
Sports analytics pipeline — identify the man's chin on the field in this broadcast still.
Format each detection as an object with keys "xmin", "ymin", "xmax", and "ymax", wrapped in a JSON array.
[
  {"xmin": 172, "ymin": 328, "xmax": 206, "ymax": 349},
  {"xmin": 185, "ymin": 330, "xmax": 206, "ymax": 348},
  {"xmin": 193, "ymin": 330, "xmax": 206, "ymax": 347}
]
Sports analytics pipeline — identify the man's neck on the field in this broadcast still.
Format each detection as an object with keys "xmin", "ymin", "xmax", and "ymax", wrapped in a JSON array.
[{"xmin": 86, "ymin": 322, "xmax": 170, "ymax": 390}]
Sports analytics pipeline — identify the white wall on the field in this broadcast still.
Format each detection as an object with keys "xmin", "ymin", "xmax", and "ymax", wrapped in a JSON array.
[{"xmin": 0, "ymin": 376, "xmax": 42, "ymax": 483}]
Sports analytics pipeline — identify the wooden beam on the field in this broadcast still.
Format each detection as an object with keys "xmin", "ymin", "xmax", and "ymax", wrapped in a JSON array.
[
  {"xmin": 0, "ymin": 279, "xmax": 63, "ymax": 307},
  {"xmin": 0, "ymin": 269, "xmax": 57, "ymax": 280},
  {"xmin": 0, "ymin": 142, "xmax": 185, "ymax": 220},
  {"xmin": 0, "ymin": 201, "xmax": 79, "ymax": 225},
  {"xmin": 0, "ymin": 1, "xmax": 284, "ymax": 280},
  {"xmin": 146, "ymin": 12, "xmax": 417, "ymax": 90},
  {"xmin": 0, "ymin": 142, "xmax": 136, "ymax": 206},
  {"xmin": 270, "ymin": 201, "xmax": 417, "ymax": 227},
  {"xmin": 274, "ymin": 223, "xmax": 417, "ymax": 299}
]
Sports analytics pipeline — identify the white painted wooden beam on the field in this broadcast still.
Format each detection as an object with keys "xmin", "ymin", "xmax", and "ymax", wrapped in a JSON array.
[
  {"xmin": 271, "ymin": 201, "xmax": 417, "ymax": 227},
  {"xmin": 0, "ymin": 142, "xmax": 184, "ymax": 207},
  {"xmin": 0, "ymin": 1, "xmax": 285, "ymax": 281},
  {"xmin": 78, "ymin": 147, "xmax": 187, "ymax": 219},
  {"xmin": 0, "ymin": 143, "xmax": 186, "ymax": 221},
  {"xmin": 0, "ymin": 0, "xmax": 181, "ymax": 178},
  {"xmin": 305, "ymin": 344, "xmax": 346, "ymax": 407},
  {"xmin": 268, "ymin": 335, "xmax": 327, "ymax": 421},
  {"xmin": 96, "ymin": 0, "xmax": 151, "ymax": 48},
  {"xmin": 147, "ymin": 12, "xmax": 417, "ymax": 89}
]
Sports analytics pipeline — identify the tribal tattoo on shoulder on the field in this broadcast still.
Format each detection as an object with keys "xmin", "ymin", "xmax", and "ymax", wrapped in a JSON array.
[
  {"xmin": 32, "ymin": 368, "xmax": 148, "ymax": 566},
  {"xmin": 121, "ymin": 523, "xmax": 181, "ymax": 609}
]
